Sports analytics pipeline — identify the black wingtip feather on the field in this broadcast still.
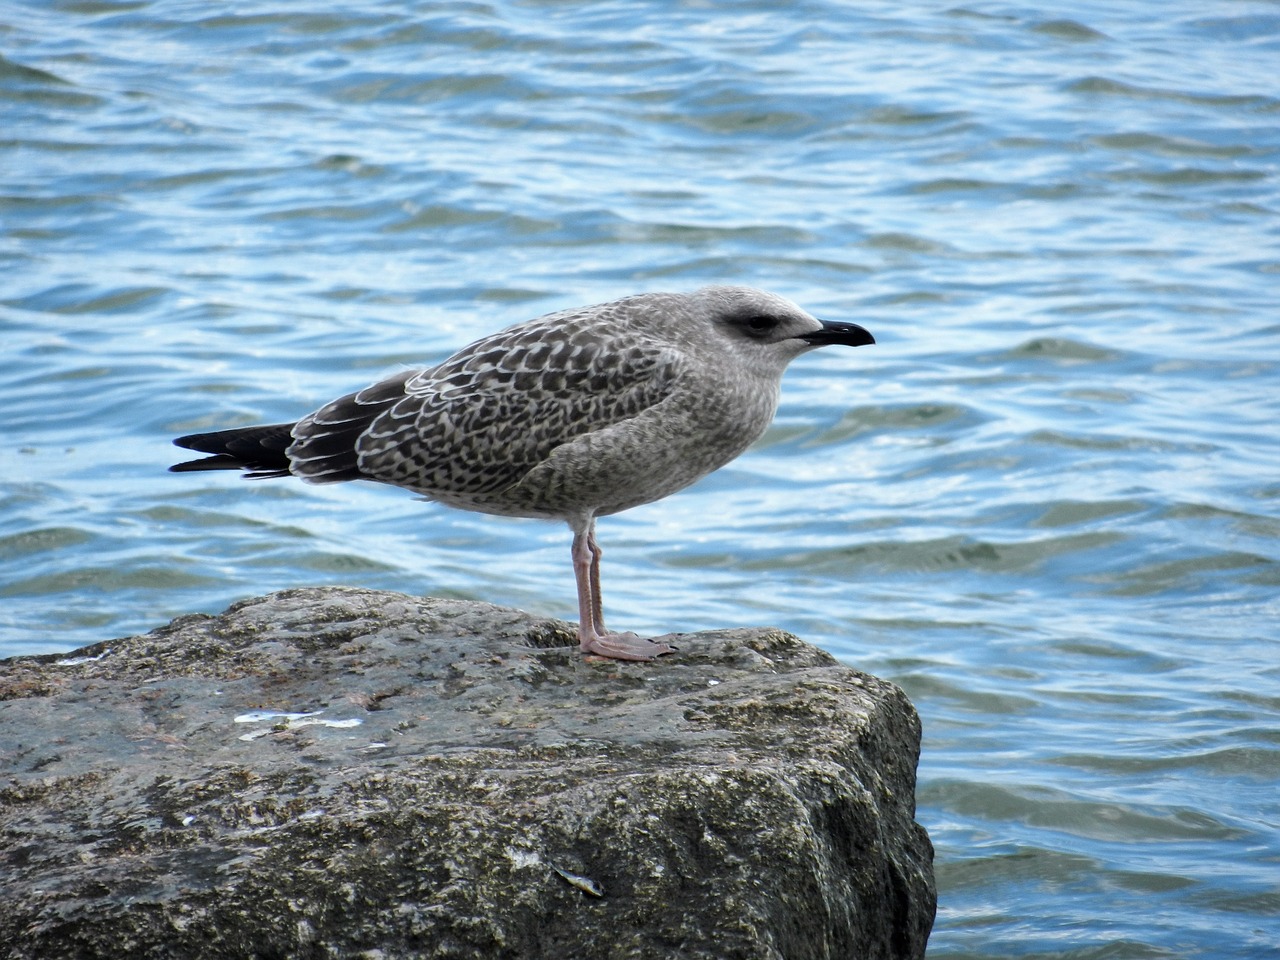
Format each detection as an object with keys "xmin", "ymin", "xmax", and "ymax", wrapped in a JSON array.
[{"xmin": 169, "ymin": 423, "xmax": 297, "ymax": 476}]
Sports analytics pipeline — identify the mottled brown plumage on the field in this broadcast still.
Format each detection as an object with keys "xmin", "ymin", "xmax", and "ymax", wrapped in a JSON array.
[{"xmin": 172, "ymin": 286, "xmax": 874, "ymax": 660}]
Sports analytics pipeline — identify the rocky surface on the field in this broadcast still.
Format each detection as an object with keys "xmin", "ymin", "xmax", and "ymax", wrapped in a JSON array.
[{"xmin": 0, "ymin": 587, "xmax": 934, "ymax": 959}]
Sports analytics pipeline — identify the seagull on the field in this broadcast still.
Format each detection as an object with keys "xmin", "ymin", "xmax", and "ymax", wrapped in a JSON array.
[{"xmin": 170, "ymin": 286, "xmax": 874, "ymax": 661}]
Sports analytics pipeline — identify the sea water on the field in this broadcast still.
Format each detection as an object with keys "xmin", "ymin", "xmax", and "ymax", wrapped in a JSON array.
[{"xmin": 3, "ymin": 3, "xmax": 1278, "ymax": 956}]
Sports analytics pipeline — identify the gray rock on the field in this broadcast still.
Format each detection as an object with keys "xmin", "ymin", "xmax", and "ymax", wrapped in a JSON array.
[{"xmin": 0, "ymin": 587, "xmax": 934, "ymax": 959}]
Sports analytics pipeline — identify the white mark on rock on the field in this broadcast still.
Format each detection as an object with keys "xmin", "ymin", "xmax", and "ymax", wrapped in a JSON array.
[
  {"xmin": 234, "ymin": 710, "xmax": 363, "ymax": 741},
  {"xmin": 54, "ymin": 650, "xmax": 110, "ymax": 666}
]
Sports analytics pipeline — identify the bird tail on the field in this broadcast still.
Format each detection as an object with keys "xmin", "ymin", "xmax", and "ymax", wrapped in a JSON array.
[{"xmin": 169, "ymin": 423, "xmax": 297, "ymax": 479}]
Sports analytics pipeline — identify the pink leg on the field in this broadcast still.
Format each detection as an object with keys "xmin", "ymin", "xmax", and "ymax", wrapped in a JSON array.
[
  {"xmin": 587, "ymin": 527, "xmax": 607, "ymax": 635},
  {"xmin": 570, "ymin": 529, "xmax": 600, "ymax": 642},
  {"xmin": 570, "ymin": 519, "xmax": 675, "ymax": 662}
]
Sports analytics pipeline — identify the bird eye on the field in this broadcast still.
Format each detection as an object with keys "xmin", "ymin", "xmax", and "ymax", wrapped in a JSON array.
[{"xmin": 740, "ymin": 314, "xmax": 777, "ymax": 336}]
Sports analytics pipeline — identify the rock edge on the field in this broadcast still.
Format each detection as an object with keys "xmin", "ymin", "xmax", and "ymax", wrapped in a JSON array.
[{"xmin": 0, "ymin": 587, "xmax": 934, "ymax": 959}]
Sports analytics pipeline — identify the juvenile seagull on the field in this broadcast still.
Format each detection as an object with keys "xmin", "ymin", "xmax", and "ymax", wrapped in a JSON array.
[{"xmin": 170, "ymin": 286, "xmax": 874, "ymax": 661}]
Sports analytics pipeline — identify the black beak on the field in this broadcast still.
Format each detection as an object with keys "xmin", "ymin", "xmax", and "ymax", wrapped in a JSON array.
[{"xmin": 798, "ymin": 319, "xmax": 875, "ymax": 347}]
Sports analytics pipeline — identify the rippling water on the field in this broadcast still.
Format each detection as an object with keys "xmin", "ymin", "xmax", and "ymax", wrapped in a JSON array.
[{"xmin": 4, "ymin": 2, "xmax": 1279, "ymax": 956}]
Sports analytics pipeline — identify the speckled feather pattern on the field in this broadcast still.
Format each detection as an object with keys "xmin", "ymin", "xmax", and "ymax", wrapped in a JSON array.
[
  {"xmin": 167, "ymin": 285, "xmax": 874, "ymax": 659},
  {"xmin": 283, "ymin": 287, "xmax": 820, "ymax": 521}
]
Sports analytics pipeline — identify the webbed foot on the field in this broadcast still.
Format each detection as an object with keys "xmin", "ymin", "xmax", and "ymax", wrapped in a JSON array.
[{"xmin": 579, "ymin": 631, "xmax": 677, "ymax": 662}]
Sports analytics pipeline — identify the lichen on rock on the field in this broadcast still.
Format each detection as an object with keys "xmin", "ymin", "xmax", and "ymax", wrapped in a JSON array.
[{"xmin": 0, "ymin": 587, "xmax": 934, "ymax": 959}]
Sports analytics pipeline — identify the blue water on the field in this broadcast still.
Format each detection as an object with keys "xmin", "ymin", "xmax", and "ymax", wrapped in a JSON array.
[{"xmin": 3, "ymin": 2, "xmax": 1279, "ymax": 956}]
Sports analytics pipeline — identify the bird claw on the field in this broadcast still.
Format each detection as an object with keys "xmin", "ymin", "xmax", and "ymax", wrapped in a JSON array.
[{"xmin": 579, "ymin": 631, "xmax": 677, "ymax": 662}]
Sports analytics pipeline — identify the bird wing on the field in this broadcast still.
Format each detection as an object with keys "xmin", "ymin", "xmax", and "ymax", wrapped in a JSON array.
[
  {"xmin": 286, "ymin": 369, "xmax": 419, "ymax": 483},
  {"xmin": 293, "ymin": 317, "xmax": 681, "ymax": 497}
]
